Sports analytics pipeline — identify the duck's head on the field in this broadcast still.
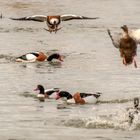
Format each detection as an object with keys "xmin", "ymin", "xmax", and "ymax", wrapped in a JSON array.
[
  {"xmin": 56, "ymin": 91, "xmax": 73, "ymax": 100},
  {"xmin": 46, "ymin": 16, "xmax": 61, "ymax": 33},
  {"xmin": 47, "ymin": 53, "xmax": 63, "ymax": 62},
  {"xmin": 34, "ymin": 85, "xmax": 45, "ymax": 94},
  {"xmin": 134, "ymin": 98, "xmax": 139, "ymax": 108},
  {"xmin": 121, "ymin": 48, "xmax": 137, "ymax": 68}
]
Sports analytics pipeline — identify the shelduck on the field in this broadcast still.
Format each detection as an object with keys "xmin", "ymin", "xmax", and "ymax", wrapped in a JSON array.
[
  {"xmin": 56, "ymin": 91, "xmax": 102, "ymax": 104},
  {"xmin": 10, "ymin": 14, "xmax": 99, "ymax": 33},
  {"xmin": 34, "ymin": 85, "xmax": 60, "ymax": 101},
  {"xmin": 107, "ymin": 25, "xmax": 140, "ymax": 68},
  {"xmin": 16, "ymin": 52, "xmax": 63, "ymax": 62}
]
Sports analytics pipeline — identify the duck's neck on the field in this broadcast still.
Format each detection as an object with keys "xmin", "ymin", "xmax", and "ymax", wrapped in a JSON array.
[
  {"xmin": 47, "ymin": 54, "xmax": 58, "ymax": 61},
  {"xmin": 39, "ymin": 88, "xmax": 45, "ymax": 94}
]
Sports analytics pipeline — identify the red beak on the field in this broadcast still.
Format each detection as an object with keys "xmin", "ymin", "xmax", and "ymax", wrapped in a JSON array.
[
  {"xmin": 56, "ymin": 93, "xmax": 61, "ymax": 100},
  {"xmin": 34, "ymin": 88, "xmax": 38, "ymax": 91},
  {"xmin": 59, "ymin": 56, "xmax": 63, "ymax": 62}
]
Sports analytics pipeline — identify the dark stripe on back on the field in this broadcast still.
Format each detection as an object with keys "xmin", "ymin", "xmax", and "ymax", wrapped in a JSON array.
[
  {"xmin": 80, "ymin": 93, "xmax": 93, "ymax": 98},
  {"xmin": 46, "ymin": 90, "xmax": 56, "ymax": 96},
  {"xmin": 30, "ymin": 52, "xmax": 39, "ymax": 57}
]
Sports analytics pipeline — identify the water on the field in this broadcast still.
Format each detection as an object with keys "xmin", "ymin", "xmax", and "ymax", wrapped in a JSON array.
[{"xmin": 0, "ymin": 0, "xmax": 140, "ymax": 139}]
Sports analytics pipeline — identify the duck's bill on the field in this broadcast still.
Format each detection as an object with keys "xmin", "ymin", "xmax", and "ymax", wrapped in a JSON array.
[
  {"xmin": 59, "ymin": 56, "xmax": 63, "ymax": 62},
  {"xmin": 34, "ymin": 88, "xmax": 38, "ymax": 91},
  {"xmin": 56, "ymin": 93, "xmax": 60, "ymax": 100}
]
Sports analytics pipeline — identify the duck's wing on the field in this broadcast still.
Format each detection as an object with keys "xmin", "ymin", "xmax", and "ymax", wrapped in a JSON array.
[
  {"xmin": 45, "ymin": 88, "xmax": 59, "ymax": 95},
  {"xmin": 10, "ymin": 15, "xmax": 47, "ymax": 22},
  {"xmin": 107, "ymin": 29, "xmax": 122, "ymax": 48},
  {"xmin": 60, "ymin": 14, "xmax": 99, "ymax": 21},
  {"xmin": 130, "ymin": 29, "xmax": 140, "ymax": 44}
]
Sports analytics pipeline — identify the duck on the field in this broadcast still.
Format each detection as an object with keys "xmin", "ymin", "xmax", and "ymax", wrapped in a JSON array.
[
  {"xmin": 10, "ymin": 14, "xmax": 99, "ymax": 33},
  {"xmin": 128, "ymin": 98, "xmax": 140, "ymax": 124},
  {"xmin": 15, "ymin": 52, "xmax": 63, "ymax": 62},
  {"xmin": 34, "ymin": 85, "xmax": 60, "ymax": 101},
  {"xmin": 56, "ymin": 91, "xmax": 102, "ymax": 104},
  {"xmin": 107, "ymin": 25, "xmax": 139, "ymax": 68}
]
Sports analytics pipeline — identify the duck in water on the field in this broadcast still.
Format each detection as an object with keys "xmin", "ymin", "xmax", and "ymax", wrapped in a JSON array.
[
  {"xmin": 16, "ymin": 52, "xmax": 63, "ymax": 62},
  {"xmin": 128, "ymin": 98, "xmax": 140, "ymax": 124},
  {"xmin": 34, "ymin": 85, "xmax": 60, "ymax": 101},
  {"xmin": 56, "ymin": 91, "xmax": 102, "ymax": 104}
]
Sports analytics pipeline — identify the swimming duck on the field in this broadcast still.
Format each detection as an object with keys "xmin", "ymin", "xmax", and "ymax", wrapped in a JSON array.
[
  {"xmin": 16, "ymin": 52, "xmax": 63, "ymax": 62},
  {"xmin": 10, "ymin": 14, "xmax": 99, "ymax": 33},
  {"xmin": 56, "ymin": 91, "xmax": 102, "ymax": 104},
  {"xmin": 107, "ymin": 25, "xmax": 139, "ymax": 68},
  {"xmin": 34, "ymin": 85, "xmax": 60, "ymax": 101},
  {"xmin": 128, "ymin": 98, "xmax": 140, "ymax": 124}
]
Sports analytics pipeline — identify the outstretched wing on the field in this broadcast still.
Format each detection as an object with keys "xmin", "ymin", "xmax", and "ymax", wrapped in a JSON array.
[
  {"xmin": 60, "ymin": 14, "xmax": 99, "ymax": 21},
  {"xmin": 107, "ymin": 29, "xmax": 122, "ymax": 48},
  {"xmin": 131, "ymin": 29, "xmax": 140, "ymax": 44},
  {"xmin": 10, "ymin": 15, "xmax": 47, "ymax": 22}
]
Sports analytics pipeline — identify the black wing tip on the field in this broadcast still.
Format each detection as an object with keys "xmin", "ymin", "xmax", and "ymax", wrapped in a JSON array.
[
  {"xmin": 92, "ymin": 92, "xmax": 102, "ymax": 99},
  {"xmin": 107, "ymin": 28, "xmax": 110, "ymax": 33},
  {"xmin": 82, "ymin": 16, "xmax": 100, "ymax": 19},
  {"xmin": 107, "ymin": 29, "xmax": 112, "ymax": 36},
  {"xmin": 10, "ymin": 17, "xmax": 44, "ymax": 22},
  {"xmin": 10, "ymin": 17, "xmax": 27, "ymax": 20}
]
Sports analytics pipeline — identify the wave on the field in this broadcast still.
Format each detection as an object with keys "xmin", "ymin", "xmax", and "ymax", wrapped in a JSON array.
[
  {"xmin": 98, "ymin": 98, "xmax": 135, "ymax": 104},
  {"xmin": 62, "ymin": 109, "xmax": 140, "ymax": 130},
  {"xmin": 0, "ymin": 54, "xmax": 15, "ymax": 63}
]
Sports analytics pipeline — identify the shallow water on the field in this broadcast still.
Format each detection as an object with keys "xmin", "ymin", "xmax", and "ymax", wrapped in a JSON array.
[{"xmin": 0, "ymin": 0, "xmax": 140, "ymax": 139}]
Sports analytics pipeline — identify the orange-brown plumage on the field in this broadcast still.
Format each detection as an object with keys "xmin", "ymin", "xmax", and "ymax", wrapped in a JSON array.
[
  {"xmin": 36, "ymin": 52, "xmax": 47, "ymax": 61},
  {"xmin": 73, "ymin": 92, "xmax": 86, "ymax": 104},
  {"xmin": 119, "ymin": 25, "xmax": 137, "ymax": 67}
]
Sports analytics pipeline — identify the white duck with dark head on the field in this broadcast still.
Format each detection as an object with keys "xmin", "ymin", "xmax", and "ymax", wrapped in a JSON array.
[
  {"xmin": 16, "ymin": 52, "xmax": 63, "ymax": 62},
  {"xmin": 34, "ymin": 85, "xmax": 60, "ymax": 101}
]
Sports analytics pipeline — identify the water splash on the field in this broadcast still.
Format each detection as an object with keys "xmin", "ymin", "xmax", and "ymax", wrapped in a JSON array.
[{"xmin": 62, "ymin": 108, "xmax": 140, "ymax": 130}]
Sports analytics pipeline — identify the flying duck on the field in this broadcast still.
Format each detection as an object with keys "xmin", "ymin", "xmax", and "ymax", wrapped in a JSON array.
[
  {"xmin": 10, "ymin": 14, "xmax": 99, "ymax": 33},
  {"xmin": 16, "ymin": 52, "xmax": 63, "ymax": 62},
  {"xmin": 56, "ymin": 91, "xmax": 102, "ymax": 104},
  {"xmin": 107, "ymin": 25, "xmax": 140, "ymax": 68},
  {"xmin": 34, "ymin": 85, "xmax": 60, "ymax": 101}
]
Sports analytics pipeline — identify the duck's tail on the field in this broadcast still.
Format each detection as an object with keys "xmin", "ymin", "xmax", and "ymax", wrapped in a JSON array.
[
  {"xmin": 93, "ymin": 92, "xmax": 102, "ymax": 99},
  {"xmin": 121, "ymin": 25, "xmax": 129, "ymax": 34}
]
